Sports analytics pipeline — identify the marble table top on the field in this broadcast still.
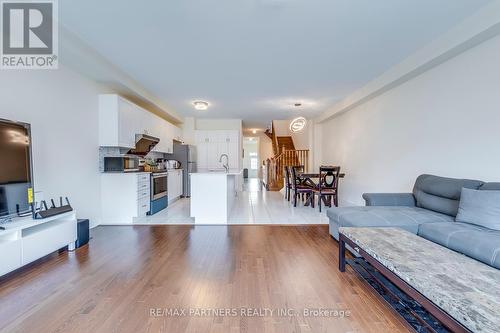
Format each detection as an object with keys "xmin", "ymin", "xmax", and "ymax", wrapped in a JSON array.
[{"xmin": 339, "ymin": 227, "xmax": 500, "ymax": 333}]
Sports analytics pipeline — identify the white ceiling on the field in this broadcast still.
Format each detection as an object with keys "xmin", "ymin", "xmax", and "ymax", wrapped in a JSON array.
[{"xmin": 60, "ymin": 0, "xmax": 491, "ymax": 129}]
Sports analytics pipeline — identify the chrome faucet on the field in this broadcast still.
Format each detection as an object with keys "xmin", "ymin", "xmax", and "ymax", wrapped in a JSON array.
[{"xmin": 219, "ymin": 154, "xmax": 229, "ymax": 172}]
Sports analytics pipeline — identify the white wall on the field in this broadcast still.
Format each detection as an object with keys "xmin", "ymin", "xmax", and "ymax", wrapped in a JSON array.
[
  {"xmin": 273, "ymin": 119, "xmax": 314, "ymax": 169},
  {"xmin": 318, "ymin": 34, "xmax": 500, "ymax": 206},
  {"xmin": 181, "ymin": 117, "xmax": 196, "ymax": 145},
  {"xmin": 0, "ymin": 65, "xmax": 104, "ymax": 227},
  {"xmin": 195, "ymin": 118, "xmax": 242, "ymax": 132},
  {"xmin": 257, "ymin": 133, "xmax": 274, "ymax": 164},
  {"xmin": 273, "ymin": 119, "xmax": 311, "ymax": 150}
]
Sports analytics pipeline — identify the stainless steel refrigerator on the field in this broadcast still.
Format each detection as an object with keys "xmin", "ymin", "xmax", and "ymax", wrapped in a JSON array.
[{"xmin": 173, "ymin": 142, "xmax": 197, "ymax": 197}]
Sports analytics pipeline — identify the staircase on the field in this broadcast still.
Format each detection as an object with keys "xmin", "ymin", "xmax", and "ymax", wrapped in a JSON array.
[
  {"xmin": 277, "ymin": 136, "xmax": 295, "ymax": 152},
  {"xmin": 262, "ymin": 122, "xmax": 309, "ymax": 191}
]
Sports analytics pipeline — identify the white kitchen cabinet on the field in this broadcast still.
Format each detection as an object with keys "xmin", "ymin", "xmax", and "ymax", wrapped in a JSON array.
[
  {"xmin": 99, "ymin": 94, "xmax": 136, "ymax": 148},
  {"xmin": 101, "ymin": 173, "xmax": 151, "ymax": 224},
  {"xmin": 173, "ymin": 125, "xmax": 183, "ymax": 142},
  {"xmin": 117, "ymin": 98, "xmax": 137, "ymax": 148},
  {"xmin": 99, "ymin": 94, "xmax": 179, "ymax": 153},
  {"xmin": 151, "ymin": 117, "xmax": 165, "ymax": 153},
  {"xmin": 168, "ymin": 169, "xmax": 183, "ymax": 203},
  {"xmin": 208, "ymin": 142, "xmax": 220, "ymax": 169},
  {"xmin": 197, "ymin": 142, "xmax": 209, "ymax": 169},
  {"xmin": 218, "ymin": 131, "xmax": 239, "ymax": 168},
  {"xmin": 151, "ymin": 115, "xmax": 176, "ymax": 154},
  {"xmin": 195, "ymin": 131, "xmax": 217, "ymax": 169},
  {"xmin": 195, "ymin": 130, "xmax": 240, "ymax": 170},
  {"xmin": 164, "ymin": 122, "xmax": 175, "ymax": 154}
]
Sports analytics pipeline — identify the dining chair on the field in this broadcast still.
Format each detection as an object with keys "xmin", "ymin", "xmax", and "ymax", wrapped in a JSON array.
[
  {"xmin": 290, "ymin": 165, "xmax": 312, "ymax": 207},
  {"xmin": 312, "ymin": 166, "xmax": 340, "ymax": 212},
  {"xmin": 284, "ymin": 166, "xmax": 292, "ymax": 201}
]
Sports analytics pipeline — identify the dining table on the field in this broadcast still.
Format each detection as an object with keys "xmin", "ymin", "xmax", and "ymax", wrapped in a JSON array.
[{"xmin": 296, "ymin": 172, "xmax": 345, "ymax": 207}]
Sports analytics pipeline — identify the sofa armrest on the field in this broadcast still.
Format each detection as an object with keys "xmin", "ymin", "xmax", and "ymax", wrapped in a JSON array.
[{"xmin": 362, "ymin": 193, "xmax": 416, "ymax": 207}]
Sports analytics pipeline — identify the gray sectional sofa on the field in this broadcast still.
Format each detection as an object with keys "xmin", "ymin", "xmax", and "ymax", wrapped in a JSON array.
[{"xmin": 327, "ymin": 174, "xmax": 500, "ymax": 269}]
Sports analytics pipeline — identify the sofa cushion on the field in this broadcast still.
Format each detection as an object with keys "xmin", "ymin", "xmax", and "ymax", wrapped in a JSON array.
[
  {"xmin": 327, "ymin": 206, "xmax": 453, "ymax": 235},
  {"xmin": 412, "ymin": 174, "xmax": 483, "ymax": 217},
  {"xmin": 456, "ymin": 188, "xmax": 500, "ymax": 231},
  {"xmin": 418, "ymin": 222, "xmax": 500, "ymax": 269},
  {"xmin": 480, "ymin": 182, "xmax": 500, "ymax": 191}
]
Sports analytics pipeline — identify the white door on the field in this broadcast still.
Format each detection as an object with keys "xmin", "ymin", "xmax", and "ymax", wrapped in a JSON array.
[
  {"xmin": 208, "ymin": 143, "xmax": 219, "ymax": 169},
  {"xmin": 117, "ymin": 99, "xmax": 136, "ymax": 148},
  {"xmin": 197, "ymin": 142, "xmax": 208, "ymax": 169}
]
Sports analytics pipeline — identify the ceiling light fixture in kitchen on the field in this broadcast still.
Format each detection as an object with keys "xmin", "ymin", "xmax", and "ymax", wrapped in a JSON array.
[
  {"xmin": 289, "ymin": 117, "xmax": 307, "ymax": 133},
  {"xmin": 193, "ymin": 101, "xmax": 209, "ymax": 110}
]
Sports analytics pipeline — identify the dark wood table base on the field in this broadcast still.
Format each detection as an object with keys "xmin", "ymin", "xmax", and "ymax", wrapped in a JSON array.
[{"xmin": 339, "ymin": 233, "xmax": 470, "ymax": 333}]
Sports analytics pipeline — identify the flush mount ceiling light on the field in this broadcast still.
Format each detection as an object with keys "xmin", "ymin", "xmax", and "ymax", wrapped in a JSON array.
[
  {"xmin": 193, "ymin": 101, "xmax": 209, "ymax": 110},
  {"xmin": 252, "ymin": 129, "xmax": 257, "ymax": 134},
  {"xmin": 289, "ymin": 117, "xmax": 307, "ymax": 133},
  {"xmin": 260, "ymin": 98, "xmax": 320, "ymax": 111}
]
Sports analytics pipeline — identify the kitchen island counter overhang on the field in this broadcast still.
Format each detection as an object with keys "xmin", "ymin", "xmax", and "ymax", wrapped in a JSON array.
[{"xmin": 190, "ymin": 169, "xmax": 242, "ymax": 224}]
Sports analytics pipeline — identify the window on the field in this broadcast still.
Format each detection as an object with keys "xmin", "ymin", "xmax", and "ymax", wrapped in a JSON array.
[{"xmin": 250, "ymin": 158, "xmax": 258, "ymax": 170}]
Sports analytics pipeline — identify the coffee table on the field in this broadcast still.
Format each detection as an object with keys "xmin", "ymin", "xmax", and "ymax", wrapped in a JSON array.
[{"xmin": 338, "ymin": 227, "xmax": 500, "ymax": 333}]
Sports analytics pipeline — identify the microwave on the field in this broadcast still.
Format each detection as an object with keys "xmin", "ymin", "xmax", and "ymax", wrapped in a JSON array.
[{"xmin": 104, "ymin": 156, "xmax": 139, "ymax": 172}]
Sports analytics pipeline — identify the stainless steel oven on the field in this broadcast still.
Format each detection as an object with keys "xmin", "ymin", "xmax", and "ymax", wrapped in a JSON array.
[{"xmin": 151, "ymin": 172, "xmax": 168, "ymax": 200}]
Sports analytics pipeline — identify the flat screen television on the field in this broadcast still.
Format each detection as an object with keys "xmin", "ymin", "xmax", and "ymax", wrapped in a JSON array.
[{"xmin": 0, "ymin": 119, "xmax": 33, "ymax": 218}]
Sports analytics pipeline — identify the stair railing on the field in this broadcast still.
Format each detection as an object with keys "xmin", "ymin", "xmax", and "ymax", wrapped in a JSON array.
[{"xmin": 264, "ymin": 149, "xmax": 309, "ymax": 190}]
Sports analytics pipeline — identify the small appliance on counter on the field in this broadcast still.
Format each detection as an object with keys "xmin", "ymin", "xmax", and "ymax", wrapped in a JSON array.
[
  {"xmin": 165, "ymin": 159, "xmax": 181, "ymax": 170},
  {"xmin": 155, "ymin": 158, "xmax": 171, "ymax": 171},
  {"xmin": 104, "ymin": 156, "xmax": 139, "ymax": 172}
]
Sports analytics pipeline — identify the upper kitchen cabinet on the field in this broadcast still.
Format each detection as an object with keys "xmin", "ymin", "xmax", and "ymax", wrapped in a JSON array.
[
  {"xmin": 99, "ymin": 94, "xmax": 137, "ymax": 148},
  {"xmin": 173, "ymin": 125, "xmax": 183, "ymax": 142},
  {"xmin": 218, "ymin": 131, "xmax": 239, "ymax": 168},
  {"xmin": 195, "ymin": 130, "xmax": 240, "ymax": 169},
  {"xmin": 99, "ymin": 94, "xmax": 180, "ymax": 152},
  {"xmin": 152, "ymin": 119, "xmax": 174, "ymax": 154}
]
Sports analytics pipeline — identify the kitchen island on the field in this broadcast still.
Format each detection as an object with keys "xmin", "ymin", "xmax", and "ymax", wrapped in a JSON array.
[{"xmin": 190, "ymin": 169, "xmax": 242, "ymax": 224}]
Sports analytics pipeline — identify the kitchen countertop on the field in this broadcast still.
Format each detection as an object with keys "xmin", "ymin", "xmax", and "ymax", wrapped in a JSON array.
[
  {"xmin": 101, "ymin": 169, "xmax": 183, "ymax": 175},
  {"xmin": 101, "ymin": 171, "xmax": 151, "ymax": 175},
  {"xmin": 190, "ymin": 169, "xmax": 242, "ymax": 175}
]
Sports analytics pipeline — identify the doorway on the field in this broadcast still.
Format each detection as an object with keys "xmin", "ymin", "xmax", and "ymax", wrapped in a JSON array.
[{"xmin": 243, "ymin": 137, "xmax": 259, "ymax": 179}]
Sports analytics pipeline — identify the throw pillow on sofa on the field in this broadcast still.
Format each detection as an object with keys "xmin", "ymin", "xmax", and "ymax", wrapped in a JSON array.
[{"xmin": 455, "ymin": 188, "xmax": 500, "ymax": 230}]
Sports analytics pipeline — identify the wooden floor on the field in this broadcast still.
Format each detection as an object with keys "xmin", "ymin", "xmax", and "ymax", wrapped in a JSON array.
[{"xmin": 0, "ymin": 225, "xmax": 411, "ymax": 333}]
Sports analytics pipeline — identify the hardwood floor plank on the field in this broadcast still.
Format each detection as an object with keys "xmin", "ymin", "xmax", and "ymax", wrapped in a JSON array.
[{"xmin": 0, "ymin": 225, "xmax": 412, "ymax": 333}]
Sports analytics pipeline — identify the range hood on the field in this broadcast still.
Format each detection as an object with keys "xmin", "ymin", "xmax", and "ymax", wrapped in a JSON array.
[{"xmin": 127, "ymin": 134, "xmax": 160, "ymax": 156}]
